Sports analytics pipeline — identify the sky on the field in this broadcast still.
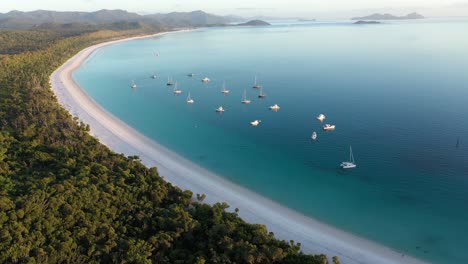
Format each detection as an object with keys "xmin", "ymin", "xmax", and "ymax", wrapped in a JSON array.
[{"xmin": 1, "ymin": 0, "xmax": 467, "ymax": 19}]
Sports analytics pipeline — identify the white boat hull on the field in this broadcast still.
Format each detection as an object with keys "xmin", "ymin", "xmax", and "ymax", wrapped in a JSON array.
[{"xmin": 340, "ymin": 162, "xmax": 356, "ymax": 169}]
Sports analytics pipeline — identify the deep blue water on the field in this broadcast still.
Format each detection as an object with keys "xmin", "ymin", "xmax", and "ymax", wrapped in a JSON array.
[{"xmin": 75, "ymin": 19, "xmax": 468, "ymax": 263}]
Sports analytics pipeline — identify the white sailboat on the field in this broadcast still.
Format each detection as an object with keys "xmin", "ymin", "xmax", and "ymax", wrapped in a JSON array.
[
  {"xmin": 241, "ymin": 89, "xmax": 251, "ymax": 104},
  {"xmin": 340, "ymin": 146, "xmax": 357, "ymax": 169},
  {"xmin": 186, "ymin": 92, "xmax": 194, "ymax": 104},
  {"xmin": 167, "ymin": 77, "xmax": 174, "ymax": 86},
  {"xmin": 221, "ymin": 82, "xmax": 230, "ymax": 94},
  {"xmin": 202, "ymin": 77, "xmax": 211, "ymax": 83},
  {"xmin": 151, "ymin": 74, "xmax": 157, "ymax": 79},
  {"xmin": 258, "ymin": 87, "xmax": 267, "ymax": 98},
  {"xmin": 131, "ymin": 80, "xmax": 137, "ymax": 89},
  {"xmin": 215, "ymin": 106, "xmax": 225, "ymax": 112},
  {"xmin": 253, "ymin": 76, "xmax": 262, "ymax": 89},
  {"xmin": 311, "ymin": 132, "xmax": 317, "ymax": 140},
  {"xmin": 173, "ymin": 82, "xmax": 182, "ymax": 95}
]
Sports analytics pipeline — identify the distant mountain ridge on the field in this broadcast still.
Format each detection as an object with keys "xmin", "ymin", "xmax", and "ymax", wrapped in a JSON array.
[
  {"xmin": 0, "ymin": 9, "xmax": 240, "ymax": 29},
  {"xmin": 351, "ymin": 12, "xmax": 425, "ymax": 20}
]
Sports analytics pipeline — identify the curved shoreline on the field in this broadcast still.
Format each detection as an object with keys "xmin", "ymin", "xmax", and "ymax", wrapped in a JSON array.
[{"xmin": 50, "ymin": 30, "xmax": 427, "ymax": 264}]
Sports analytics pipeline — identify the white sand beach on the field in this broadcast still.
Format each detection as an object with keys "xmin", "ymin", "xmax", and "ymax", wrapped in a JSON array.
[{"xmin": 50, "ymin": 30, "xmax": 427, "ymax": 264}]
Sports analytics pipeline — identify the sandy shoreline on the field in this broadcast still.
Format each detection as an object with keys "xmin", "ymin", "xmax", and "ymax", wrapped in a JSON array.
[{"xmin": 50, "ymin": 30, "xmax": 427, "ymax": 264}]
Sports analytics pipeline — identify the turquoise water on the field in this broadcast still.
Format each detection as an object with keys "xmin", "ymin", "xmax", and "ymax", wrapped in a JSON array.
[{"xmin": 75, "ymin": 19, "xmax": 468, "ymax": 263}]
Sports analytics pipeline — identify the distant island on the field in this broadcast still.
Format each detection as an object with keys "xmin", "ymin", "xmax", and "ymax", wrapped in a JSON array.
[
  {"xmin": 351, "ymin": 12, "xmax": 425, "ymax": 20},
  {"xmin": 353, "ymin": 20, "xmax": 381, "ymax": 25},
  {"xmin": 236, "ymin": 20, "xmax": 271, "ymax": 26},
  {"xmin": 298, "ymin": 18, "xmax": 316, "ymax": 22}
]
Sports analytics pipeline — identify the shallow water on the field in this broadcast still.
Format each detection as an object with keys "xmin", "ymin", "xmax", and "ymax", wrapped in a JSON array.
[{"xmin": 75, "ymin": 18, "xmax": 468, "ymax": 263}]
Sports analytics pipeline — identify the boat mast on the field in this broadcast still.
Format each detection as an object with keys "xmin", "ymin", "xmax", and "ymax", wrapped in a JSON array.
[{"xmin": 349, "ymin": 146, "xmax": 354, "ymax": 163}]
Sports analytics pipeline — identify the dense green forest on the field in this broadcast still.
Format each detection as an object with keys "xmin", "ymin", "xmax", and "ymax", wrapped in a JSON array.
[{"xmin": 0, "ymin": 28, "xmax": 337, "ymax": 263}]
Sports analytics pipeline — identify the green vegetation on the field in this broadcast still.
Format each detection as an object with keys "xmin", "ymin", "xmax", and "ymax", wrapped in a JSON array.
[{"xmin": 0, "ymin": 28, "xmax": 336, "ymax": 263}]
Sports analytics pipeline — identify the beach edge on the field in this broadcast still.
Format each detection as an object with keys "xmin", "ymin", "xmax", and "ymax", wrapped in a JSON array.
[{"xmin": 49, "ymin": 29, "xmax": 427, "ymax": 264}]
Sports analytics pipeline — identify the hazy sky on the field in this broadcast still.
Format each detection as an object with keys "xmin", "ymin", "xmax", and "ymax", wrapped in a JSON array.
[{"xmin": 1, "ymin": 0, "xmax": 467, "ymax": 18}]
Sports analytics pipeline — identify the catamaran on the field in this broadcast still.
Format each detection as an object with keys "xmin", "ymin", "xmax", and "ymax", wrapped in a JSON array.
[
  {"xmin": 221, "ymin": 82, "xmax": 230, "ymax": 94},
  {"xmin": 216, "ymin": 106, "xmax": 225, "ymax": 112},
  {"xmin": 340, "ymin": 146, "xmax": 357, "ymax": 169},
  {"xmin": 167, "ymin": 77, "xmax": 174, "ymax": 86},
  {"xmin": 241, "ymin": 89, "xmax": 251, "ymax": 104},
  {"xmin": 258, "ymin": 87, "xmax": 267, "ymax": 98},
  {"xmin": 250, "ymin": 120, "xmax": 261, "ymax": 126},
  {"xmin": 252, "ymin": 76, "xmax": 262, "ymax": 89},
  {"xmin": 173, "ymin": 82, "xmax": 182, "ymax": 95},
  {"xmin": 186, "ymin": 92, "xmax": 194, "ymax": 104},
  {"xmin": 269, "ymin": 104, "xmax": 280, "ymax": 111}
]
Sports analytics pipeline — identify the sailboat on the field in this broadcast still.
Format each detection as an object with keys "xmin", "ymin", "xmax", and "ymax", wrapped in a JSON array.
[
  {"xmin": 167, "ymin": 77, "xmax": 174, "ymax": 86},
  {"xmin": 131, "ymin": 80, "xmax": 137, "ymax": 89},
  {"xmin": 221, "ymin": 82, "xmax": 230, "ymax": 94},
  {"xmin": 252, "ymin": 76, "xmax": 262, "ymax": 89},
  {"xmin": 151, "ymin": 73, "xmax": 157, "ymax": 79},
  {"xmin": 215, "ymin": 106, "xmax": 225, "ymax": 112},
  {"xmin": 186, "ymin": 92, "xmax": 194, "ymax": 104},
  {"xmin": 173, "ymin": 82, "xmax": 182, "ymax": 95},
  {"xmin": 241, "ymin": 89, "xmax": 251, "ymax": 104},
  {"xmin": 340, "ymin": 146, "xmax": 356, "ymax": 169},
  {"xmin": 258, "ymin": 87, "xmax": 267, "ymax": 98}
]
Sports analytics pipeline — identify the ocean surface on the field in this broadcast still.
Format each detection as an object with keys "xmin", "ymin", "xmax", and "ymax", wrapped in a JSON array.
[{"xmin": 74, "ymin": 18, "xmax": 468, "ymax": 264}]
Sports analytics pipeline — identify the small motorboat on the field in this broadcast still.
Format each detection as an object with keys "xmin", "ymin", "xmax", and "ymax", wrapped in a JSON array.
[
  {"xmin": 215, "ymin": 106, "xmax": 225, "ymax": 112},
  {"xmin": 202, "ymin": 77, "xmax": 211, "ymax": 83},
  {"xmin": 311, "ymin": 132, "xmax": 317, "ymax": 140},
  {"xmin": 323, "ymin": 124, "xmax": 336, "ymax": 131},
  {"xmin": 269, "ymin": 104, "xmax": 280, "ymax": 111},
  {"xmin": 316, "ymin": 114, "xmax": 326, "ymax": 122},
  {"xmin": 250, "ymin": 120, "xmax": 261, "ymax": 126},
  {"xmin": 188, "ymin": 73, "xmax": 195, "ymax": 77}
]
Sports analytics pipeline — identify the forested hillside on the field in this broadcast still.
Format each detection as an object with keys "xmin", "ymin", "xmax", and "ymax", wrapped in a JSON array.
[{"xmin": 0, "ymin": 28, "xmax": 335, "ymax": 263}]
